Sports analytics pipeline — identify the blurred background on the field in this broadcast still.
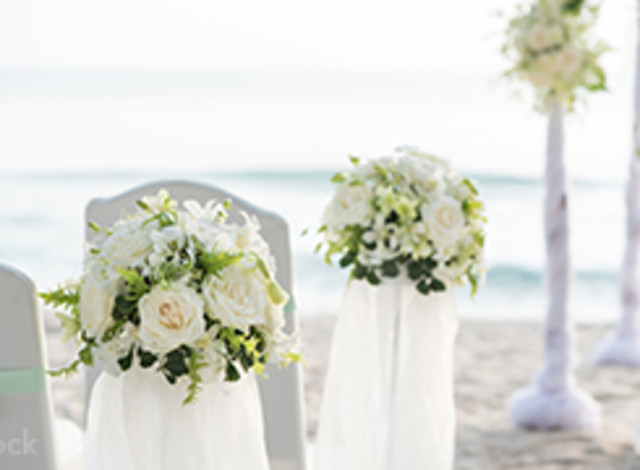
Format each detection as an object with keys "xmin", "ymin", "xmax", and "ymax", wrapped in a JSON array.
[{"xmin": 0, "ymin": 0, "xmax": 636, "ymax": 322}]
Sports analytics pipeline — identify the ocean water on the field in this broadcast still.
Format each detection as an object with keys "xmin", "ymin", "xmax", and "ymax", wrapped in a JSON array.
[{"xmin": 0, "ymin": 169, "xmax": 627, "ymax": 323}]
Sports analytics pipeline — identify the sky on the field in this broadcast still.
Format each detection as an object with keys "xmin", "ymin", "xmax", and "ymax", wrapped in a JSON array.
[{"xmin": 0, "ymin": 0, "xmax": 636, "ymax": 175}]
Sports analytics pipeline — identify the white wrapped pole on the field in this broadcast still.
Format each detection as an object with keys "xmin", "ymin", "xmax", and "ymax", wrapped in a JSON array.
[
  {"xmin": 592, "ymin": 2, "xmax": 640, "ymax": 367},
  {"xmin": 510, "ymin": 102, "xmax": 601, "ymax": 429}
]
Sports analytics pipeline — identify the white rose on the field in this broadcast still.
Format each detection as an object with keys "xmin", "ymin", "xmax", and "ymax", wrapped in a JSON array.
[
  {"xmin": 323, "ymin": 183, "xmax": 373, "ymax": 229},
  {"xmin": 557, "ymin": 45, "xmax": 582, "ymax": 79},
  {"xmin": 80, "ymin": 265, "xmax": 119, "ymax": 339},
  {"xmin": 202, "ymin": 265, "xmax": 274, "ymax": 331},
  {"xmin": 528, "ymin": 53, "xmax": 560, "ymax": 88},
  {"xmin": 425, "ymin": 197, "xmax": 466, "ymax": 249},
  {"xmin": 525, "ymin": 23, "xmax": 562, "ymax": 52},
  {"xmin": 138, "ymin": 283, "xmax": 205, "ymax": 354},
  {"xmin": 102, "ymin": 219, "xmax": 155, "ymax": 268}
]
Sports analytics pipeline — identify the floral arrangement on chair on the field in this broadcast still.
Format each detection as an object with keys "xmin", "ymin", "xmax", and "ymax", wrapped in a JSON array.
[
  {"xmin": 42, "ymin": 190, "xmax": 300, "ymax": 404},
  {"xmin": 316, "ymin": 147, "xmax": 486, "ymax": 296}
]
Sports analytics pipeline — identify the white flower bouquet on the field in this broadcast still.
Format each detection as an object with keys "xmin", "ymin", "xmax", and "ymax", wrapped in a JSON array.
[
  {"xmin": 316, "ymin": 147, "xmax": 486, "ymax": 296},
  {"xmin": 42, "ymin": 190, "xmax": 300, "ymax": 404},
  {"xmin": 501, "ymin": 0, "xmax": 608, "ymax": 109}
]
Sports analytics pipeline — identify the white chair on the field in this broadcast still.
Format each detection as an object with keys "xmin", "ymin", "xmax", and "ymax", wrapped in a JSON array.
[
  {"xmin": 0, "ymin": 263, "xmax": 83, "ymax": 470},
  {"xmin": 84, "ymin": 180, "xmax": 307, "ymax": 470}
]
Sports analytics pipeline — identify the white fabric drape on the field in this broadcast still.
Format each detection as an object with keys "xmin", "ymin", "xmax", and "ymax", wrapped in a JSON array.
[
  {"xmin": 315, "ymin": 279, "xmax": 458, "ymax": 470},
  {"xmin": 592, "ymin": 0, "xmax": 640, "ymax": 367},
  {"xmin": 510, "ymin": 102, "xmax": 600, "ymax": 430},
  {"xmin": 85, "ymin": 366, "xmax": 269, "ymax": 470}
]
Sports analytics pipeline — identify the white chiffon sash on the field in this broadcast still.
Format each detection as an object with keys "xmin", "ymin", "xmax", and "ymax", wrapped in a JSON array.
[
  {"xmin": 85, "ymin": 366, "xmax": 269, "ymax": 470},
  {"xmin": 315, "ymin": 279, "xmax": 458, "ymax": 470}
]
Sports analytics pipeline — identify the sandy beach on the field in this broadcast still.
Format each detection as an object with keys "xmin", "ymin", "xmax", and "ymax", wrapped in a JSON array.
[{"xmin": 45, "ymin": 312, "xmax": 640, "ymax": 469}]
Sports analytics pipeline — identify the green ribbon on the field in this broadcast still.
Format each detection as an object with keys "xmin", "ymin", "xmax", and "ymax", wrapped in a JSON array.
[{"xmin": 0, "ymin": 368, "xmax": 46, "ymax": 394}]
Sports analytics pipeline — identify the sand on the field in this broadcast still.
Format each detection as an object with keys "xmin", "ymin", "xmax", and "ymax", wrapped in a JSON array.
[{"xmin": 45, "ymin": 312, "xmax": 640, "ymax": 469}]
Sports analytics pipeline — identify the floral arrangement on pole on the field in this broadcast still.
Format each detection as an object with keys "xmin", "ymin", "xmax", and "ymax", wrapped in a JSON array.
[
  {"xmin": 316, "ymin": 147, "xmax": 486, "ymax": 296},
  {"xmin": 41, "ymin": 190, "xmax": 300, "ymax": 404},
  {"xmin": 501, "ymin": 0, "xmax": 608, "ymax": 110}
]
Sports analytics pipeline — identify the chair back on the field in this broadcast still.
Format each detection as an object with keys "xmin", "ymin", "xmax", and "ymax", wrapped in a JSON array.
[
  {"xmin": 84, "ymin": 180, "xmax": 307, "ymax": 470},
  {"xmin": 0, "ymin": 263, "xmax": 58, "ymax": 470}
]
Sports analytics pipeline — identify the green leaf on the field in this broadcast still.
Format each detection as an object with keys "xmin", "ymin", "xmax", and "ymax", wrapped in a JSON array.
[
  {"xmin": 349, "ymin": 155, "xmax": 360, "ymax": 166},
  {"xmin": 431, "ymin": 278, "xmax": 446, "ymax": 292},
  {"xmin": 136, "ymin": 200, "xmax": 151, "ymax": 212},
  {"xmin": 117, "ymin": 348, "xmax": 134, "ymax": 372},
  {"xmin": 339, "ymin": 250, "xmax": 357, "ymax": 268},
  {"xmin": 407, "ymin": 261, "xmax": 422, "ymax": 280},
  {"xmin": 101, "ymin": 321, "xmax": 125, "ymax": 342},
  {"xmin": 225, "ymin": 362, "xmax": 241, "ymax": 382},
  {"xmin": 330, "ymin": 172, "xmax": 347, "ymax": 184},
  {"xmin": 48, "ymin": 359, "xmax": 81, "ymax": 379},
  {"xmin": 366, "ymin": 271, "xmax": 381, "ymax": 286},
  {"xmin": 416, "ymin": 279, "xmax": 431, "ymax": 295},
  {"xmin": 462, "ymin": 178, "xmax": 479, "ymax": 196},
  {"xmin": 39, "ymin": 284, "xmax": 81, "ymax": 312},
  {"xmin": 138, "ymin": 349, "xmax": 158, "ymax": 368},
  {"xmin": 88, "ymin": 221, "xmax": 102, "ymax": 234},
  {"xmin": 115, "ymin": 267, "xmax": 151, "ymax": 301},
  {"xmin": 199, "ymin": 248, "xmax": 243, "ymax": 278},
  {"xmin": 352, "ymin": 264, "xmax": 368, "ymax": 280},
  {"xmin": 183, "ymin": 348, "xmax": 208, "ymax": 405},
  {"xmin": 467, "ymin": 271, "xmax": 479, "ymax": 297},
  {"xmin": 163, "ymin": 346, "xmax": 190, "ymax": 378},
  {"xmin": 381, "ymin": 260, "xmax": 399, "ymax": 278},
  {"xmin": 79, "ymin": 346, "xmax": 94, "ymax": 367}
]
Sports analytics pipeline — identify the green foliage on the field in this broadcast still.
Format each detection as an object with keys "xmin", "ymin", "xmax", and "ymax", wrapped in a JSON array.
[
  {"xmin": 183, "ymin": 349, "xmax": 208, "ymax": 405},
  {"xmin": 562, "ymin": 0, "xmax": 584, "ymax": 14},
  {"xmin": 381, "ymin": 260, "xmax": 399, "ymax": 278},
  {"xmin": 225, "ymin": 362, "xmax": 241, "ymax": 382},
  {"xmin": 462, "ymin": 178, "xmax": 479, "ymax": 196},
  {"xmin": 116, "ymin": 267, "xmax": 151, "ymax": 301},
  {"xmin": 198, "ymin": 247, "xmax": 242, "ymax": 278},
  {"xmin": 138, "ymin": 348, "xmax": 158, "ymax": 368},
  {"xmin": 157, "ymin": 259, "xmax": 193, "ymax": 284},
  {"xmin": 217, "ymin": 325, "xmax": 270, "ymax": 386},
  {"xmin": 39, "ymin": 284, "xmax": 80, "ymax": 313},
  {"xmin": 117, "ymin": 347, "xmax": 134, "ymax": 371},
  {"xmin": 467, "ymin": 269, "xmax": 480, "ymax": 297},
  {"xmin": 366, "ymin": 270, "xmax": 381, "ymax": 285},
  {"xmin": 48, "ymin": 360, "xmax": 82, "ymax": 379},
  {"xmin": 416, "ymin": 278, "xmax": 431, "ymax": 295},
  {"xmin": 162, "ymin": 346, "xmax": 191, "ymax": 384},
  {"xmin": 330, "ymin": 172, "xmax": 347, "ymax": 184}
]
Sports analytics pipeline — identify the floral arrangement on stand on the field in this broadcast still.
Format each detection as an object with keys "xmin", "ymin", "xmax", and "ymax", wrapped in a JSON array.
[
  {"xmin": 316, "ymin": 147, "xmax": 486, "ymax": 296},
  {"xmin": 501, "ymin": 0, "xmax": 608, "ymax": 110},
  {"xmin": 42, "ymin": 190, "xmax": 300, "ymax": 404}
]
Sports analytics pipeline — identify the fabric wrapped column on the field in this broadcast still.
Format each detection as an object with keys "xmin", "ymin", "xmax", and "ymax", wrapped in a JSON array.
[{"xmin": 315, "ymin": 278, "xmax": 458, "ymax": 470}]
